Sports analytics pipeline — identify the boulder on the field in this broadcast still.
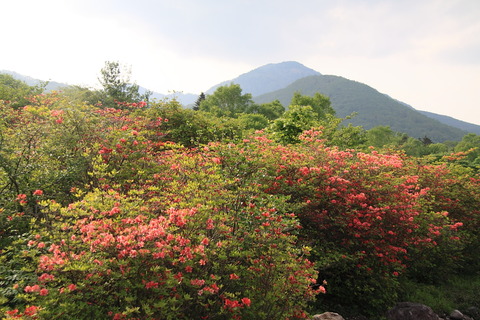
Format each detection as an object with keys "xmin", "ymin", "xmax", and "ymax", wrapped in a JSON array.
[
  {"xmin": 386, "ymin": 302, "xmax": 440, "ymax": 320},
  {"xmin": 312, "ymin": 312, "xmax": 345, "ymax": 320},
  {"xmin": 446, "ymin": 309, "xmax": 475, "ymax": 320},
  {"xmin": 449, "ymin": 310, "xmax": 464, "ymax": 320}
]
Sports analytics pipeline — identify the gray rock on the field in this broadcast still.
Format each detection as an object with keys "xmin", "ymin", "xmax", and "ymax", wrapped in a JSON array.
[
  {"xmin": 386, "ymin": 302, "xmax": 440, "ymax": 320},
  {"xmin": 312, "ymin": 312, "xmax": 345, "ymax": 320},
  {"xmin": 450, "ymin": 310, "xmax": 464, "ymax": 320}
]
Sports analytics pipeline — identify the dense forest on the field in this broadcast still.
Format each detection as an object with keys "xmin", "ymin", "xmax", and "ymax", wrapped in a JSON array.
[{"xmin": 1, "ymin": 62, "xmax": 479, "ymax": 319}]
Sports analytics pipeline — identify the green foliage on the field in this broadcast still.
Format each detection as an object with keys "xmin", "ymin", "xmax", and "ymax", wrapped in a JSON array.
[
  {"xmin": 269, "ymin": 105, "xmax": 320, "ymax": 144},
  {"xmin": 229, "ymin": 130, "xmax": 475, "ymax": 317},
  {"xmin": 454, "ymin": 133, "xmax": 480, "ymax": 169},
  {"xmin": 290, "ymin": 91, "xmax": 335, "ymax": 119},
  {"xmin": 0, "ymin": 96, "xmax": 320, "ymax": 319},
  {"xmin": 144, "ymin": 99, "xmax": 244, "ymax": 147},
  {"xmin": 1, "ymin": 79, "xmax": 480, "ymax": 319},
  {"xmin": 237, "ymin": 113, "xmax": 269, "ymax": 132},
  {"xmin": 98, "ymin": 61, "xmax": 151, "ymax": 106},
  {"xmin": 0, "ymin": 74, "xmax": 44, "ymax": 108},
  {"xmin": 0, "ymin": 233, "xmax": 39, "ymax": 312},
  {"xmin": 16, "ymin": 145, "xmax": 318, "ymax": 319},
  {"xmin": 245, "ymin": 100, "xmax": 285, "ymax": 120},
  {"xmin": 313, "ymin": 114, "xmax": 367, "ymax": 149},
  {"xmin": 199, "ymin": 84, "xmax": 253, "ymax": 117},
  {"xmin": 268, "ymin": 93, "xmax": 349, "ymax": 145},
  {"xmin": 411, "ymin": 160, "xmax": 480, "ymax": 276},
  {"xmin": 0, "ymin": 94, "xmax": 97, "ymax": 209},
  {"xmin": 254, "ymin": 75, "xmax": 468, "ymax": 142},
  {"xmin": 365, "ymin": 126, "xmax": 406, "ymax": 148},
  {"xmin": 401, "ymin": 137, "xmax": 430, "ymax": 157},
  {"xmin": 193, "ymin": 92, "xmax": 205, "ymax": 111},
  {"xmin": 426, "ymin": 142, "xmax": 450, "ymax": 155},
  {"xmin": 400, "ymin": 275, "xmax": 480, "ymax": 315}
]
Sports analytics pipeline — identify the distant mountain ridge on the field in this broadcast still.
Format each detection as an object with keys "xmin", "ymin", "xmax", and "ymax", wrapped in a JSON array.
[
  {"xmin": 206, "ymin": 61, "xmax": 320, "ymax": 96},
  {"xmin": 418, "ymin": 110, "xmax": 480, "ymax": 135},
  {"xmin": 138, "ymin": 87, "xmax": 197, "ymax": 106},
  {"xmin": 205, "ymin": 62, "xmax": 479, "ymax": 141},
  {"xmin": 1, "ymin": 70, "xmax": 197, "ymax": 106},
  {"xmin": 253, "ymin": 74, "xmax": 471, "ymax": 142},
  {"xmin": 1, "ymin": 70, "xmax": 68, "ymax": 92}
]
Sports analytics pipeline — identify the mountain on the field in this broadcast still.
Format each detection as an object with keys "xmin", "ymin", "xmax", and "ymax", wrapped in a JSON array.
[
  {"xmin": 138, "ymin": 87, "xmax": 197, "ymax": 106},
  {"xmin": 152, "ymin": 92, "xmax": 198, "ymax": 106},
  {"xmin": 418, "ymin": 110, "xmax": 480, "ymax": 135},
  {"xmin": 254, "ymin": 74, "xmax": 469, "ymax": 142},
  {"xmin": 1, "ymin": 70, "xmax": 68, "ymax": 92},
  {"xmin": 205, "ymin": 61, "xmax": 479, "ymax": 141},
  {"xmin": 2, "ymin": 70, "xmax": 198, "ymax": 106},
  {"xmin": 206, "ymin": 61, "xmax": 320, "ymax": 96}
]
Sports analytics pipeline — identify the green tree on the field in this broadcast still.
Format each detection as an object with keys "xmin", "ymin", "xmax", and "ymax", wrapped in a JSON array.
[
  {"xmin": 420, "ymin": 136, "xmax": 433, "ymax": 146},
  {"xmin": 199, "ymin": 84, "xmax": 253, "ymax": 117},
  {"xmin": 405, "ymin": 138, "xmax": 426, "ymax": 157},
  {"xmin": 238, "ymin": 113, "xmax": 269, "ymax": 132},
  {"xmin": 269, "ymin": 105, "xmax": 320, "ymax": 144},
  {"xmin": 320, "ymin": 115, "xmax": 367, "ymax": 148},
  {"xmin": 290, "ymin": 91, "xmax": 335, "ymax": 119},
  {"xmin": 426, "ymin": 142, "xmax": 449, "ymax": 155},
  {"xmin": 365, "ymin": 126, "xmax": 405, "ymax": 148},
  {"xmin": 193, "ymin": 92, "xmax": 205, "ymax": 111},
  {"xmin": 98, "ymin": 61, "xmax": 151, "ymax": 106},
  {"xmin": 268, "ymin": 93, "xmax": 339, "ymax": 144},
  {"xmin": 454, "ymin": 133, "xmax": 480, "ymax": 167},
  {"xmin": 246, "ymin": 100, "xmax": 285, "ymax": 120}
]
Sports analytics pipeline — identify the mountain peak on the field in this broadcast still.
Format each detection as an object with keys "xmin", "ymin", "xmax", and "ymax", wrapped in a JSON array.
[
  {"xmin": 206, "ymin": 61, "xmax": 320, "ymax": 96},
  {"xmin": 248, "ymin": 61, "xmax": 320, "ymax": 74}
]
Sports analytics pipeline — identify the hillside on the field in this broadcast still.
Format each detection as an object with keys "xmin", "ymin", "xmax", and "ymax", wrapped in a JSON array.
[
  {"xmin": 254, "ymin": 75, "xmax": 468, "ymax": 142},
  {"xmin": 1, "ymin": 70, "xmax": 68, "ymax": 92},
  {"xmin": 2, "ymin": 70, "xmax": 197, "ymax": 106},
  {"xmin": 138, "ymin": 87, "xmax": 197, "ymax": 106},
  {"xmin": 418, "ymin": 110, "xmax": 480, "ymax": 135},
  {"xmin": 206, "ymin": 61, "xmax": 320, "ymax": 96}
]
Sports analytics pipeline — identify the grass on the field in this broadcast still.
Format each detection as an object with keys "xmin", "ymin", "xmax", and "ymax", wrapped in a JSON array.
[{"xmin": 400, "ymin": 274, "xmax": 480, "ymax": 316}]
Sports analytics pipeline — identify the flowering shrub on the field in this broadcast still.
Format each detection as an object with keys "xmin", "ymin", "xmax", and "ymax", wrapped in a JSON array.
[
  {"xmin": 20, "ymin": 163, "xmax": 319, "ymax": 319},
  {"xmin": 2, "ymin": 95, "xmax": 479, "ymax": 319},
  {"xmin": 407, "ymin": 158, "xmax": 480, "ymax": 279},
  {"xmin": 212, "ymin": 130, "xmax": 466, "ymax": 315},
  {"xmin": 9, "ymin": 108, "xmax": 320, "ymax": 319}
]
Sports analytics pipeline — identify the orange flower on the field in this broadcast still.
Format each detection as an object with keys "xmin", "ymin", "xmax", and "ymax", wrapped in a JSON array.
[{"xmin": 241, "ymin": 297, "xmax": 251, "ymax": 306}]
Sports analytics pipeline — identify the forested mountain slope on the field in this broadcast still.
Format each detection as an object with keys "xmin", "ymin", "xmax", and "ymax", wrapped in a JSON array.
[{"xmin": 254, "ymin": 75, "xmax": 469, "ymax": 142}]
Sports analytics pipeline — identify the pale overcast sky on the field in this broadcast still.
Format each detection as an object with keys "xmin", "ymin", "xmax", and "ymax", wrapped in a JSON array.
[{"xmin": 1, "ymin": 0, "xmax": 479, "ymax": 124}]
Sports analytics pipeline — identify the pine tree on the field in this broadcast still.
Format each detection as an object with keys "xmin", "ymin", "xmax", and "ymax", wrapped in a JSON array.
[{"xmin": 193, "ymin": 92, "xmax": 206, "ymax": 111}]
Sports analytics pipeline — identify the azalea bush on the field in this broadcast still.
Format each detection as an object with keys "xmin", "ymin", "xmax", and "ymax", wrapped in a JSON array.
[
  {"xmin": 213, "ymin": 129, "xmax": 466, "ymax": 315},
  {"xmin": 2, "ymin": 92, "xmax": 480, "ymax": 319},
  {"xmin": 0, "ymin": 95, "xmax": 104, "ymax": 313},
  {"xmin": 15, "ymin": 153, "xmax": 320, "ymax": 319},
  {"xmin": 406, "ymin": 155, "xmax": 480, "ymax": 280},
  {"xmin": 2, "ymin": 99, "xmax": 320, "ymax": 319}
]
